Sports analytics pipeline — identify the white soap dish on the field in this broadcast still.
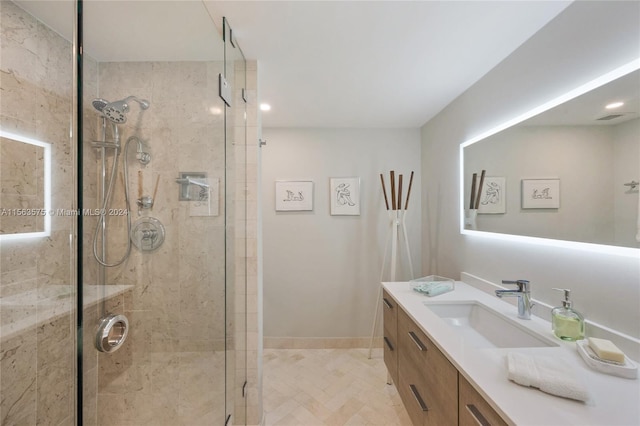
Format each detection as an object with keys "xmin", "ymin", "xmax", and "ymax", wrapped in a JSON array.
[{"xmin": 576, "ymin": 340, "xmax": 637, "ymax": 379}]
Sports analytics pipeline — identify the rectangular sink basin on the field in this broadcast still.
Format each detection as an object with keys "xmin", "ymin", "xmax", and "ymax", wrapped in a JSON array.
[{"xmin": 424, "ymin": 301, "xmax": 558, "ymax": 349}]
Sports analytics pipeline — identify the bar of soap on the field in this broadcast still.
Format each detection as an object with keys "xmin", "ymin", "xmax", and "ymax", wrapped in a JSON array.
[{"xmin": 588, "ymin": 337, "xmax": 625, "ymax": 363}]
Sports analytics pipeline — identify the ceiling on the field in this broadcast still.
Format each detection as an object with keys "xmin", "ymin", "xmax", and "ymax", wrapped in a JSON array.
[
  {"xmin": 14, "ymin": 0, "xmax": 572, "ymax": 128},
  {"xmin": 206, "ymin": 1, "xmax": 572, "ymax": 128},
  {"xmin": 14, "ymin": 1, "xmax": 224, "ymax": 61},
  {"xmin": 524, "ymin": 69, "xmax": 639, "ymax": 127}
]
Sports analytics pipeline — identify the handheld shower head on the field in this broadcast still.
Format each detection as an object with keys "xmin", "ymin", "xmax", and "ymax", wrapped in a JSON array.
[
  {"xmin": 103, "ymin": 96, "xmax": 150, "ymax": 124},
  {"xmin": 92, "ymin": 98, "xmax": 109, "ymax": 113}
]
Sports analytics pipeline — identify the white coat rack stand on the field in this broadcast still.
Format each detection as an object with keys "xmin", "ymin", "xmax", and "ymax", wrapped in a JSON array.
[{"xmin": 368, "ymin": 171, "xmax": 415, "ymax": 359}]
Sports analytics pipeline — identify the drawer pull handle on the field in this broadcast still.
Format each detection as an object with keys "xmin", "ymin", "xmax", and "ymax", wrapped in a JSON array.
[
  {"xmin": 409, "ymin": 384, "xmax": 428, "ymax": 411},
  {"xmin": 383, "ymin": 336, "xmax": 394, "ymax": 351},
  {"xmin": 408, "ymin": 331, "xmax": 427, "ymax": 351},
  {"xmin": 466, "ymin": 404, "xmax": 490, "ymax": 426},
  {"xmin": 383, "ymin": 298, "xmax": 393, "ymax": 309}
]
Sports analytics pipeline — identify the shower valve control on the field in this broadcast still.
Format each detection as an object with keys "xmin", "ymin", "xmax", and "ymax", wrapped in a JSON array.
[
  {"xmin": 137, "ymin": 151, "xmax": 151, "ymax": 165},
  {"xmin": 137, "ymin": 196, "xmax": 154, "ymax": 210},
  {"xmin": 131, "ymin": 217, "xmax": 165, "ymax": 251},
  {"xmin": 140, "ymin": 229, "xmax": 157, "ymax": 240}
]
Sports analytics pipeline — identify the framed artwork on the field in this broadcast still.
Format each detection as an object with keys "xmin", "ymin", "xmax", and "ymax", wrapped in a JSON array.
[
  {"xmin": 478, "ymin": 176, "xmax": 506, "ymax": 214},
  {"xmin": 521, "ymin": 179, "xmax": 560, "ymax": 209},
  {"xmin": 275, "ymin": 180, "xmax": 313, "ymax": 211},
  {"xmin": 330, "ymin": 177, "xmax": 360, "ymax": 215}
]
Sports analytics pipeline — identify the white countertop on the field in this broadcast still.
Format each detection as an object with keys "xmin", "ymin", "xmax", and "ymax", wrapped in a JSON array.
[{"xmin": 383, "ymin": 281, "xmax": 640, "ymax": 426}]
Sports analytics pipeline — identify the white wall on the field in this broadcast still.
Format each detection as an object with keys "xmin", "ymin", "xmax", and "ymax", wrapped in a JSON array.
[
  {"xmin": 421, "ymin": 1, "xmax": 640, "ymax": 356},
  {"xmin": 614, "ymin": 119, "xmax": 640, "ymax": 247},
  {"xmin": 262, "ymin": 128, "xmax": 421, "ymax": 341}
]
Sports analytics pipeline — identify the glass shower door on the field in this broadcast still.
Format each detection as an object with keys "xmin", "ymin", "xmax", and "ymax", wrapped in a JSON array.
[
  {"xmin": 0, "ymin": 1, "xmax": 77, "ymax": 424},
  {"xmin": 79, "ymin": 2, "xmax": 236, "ymax": 424},
  {"xmin": 223, "ymin": 17, "xmax": 249, "ymax": 425}
]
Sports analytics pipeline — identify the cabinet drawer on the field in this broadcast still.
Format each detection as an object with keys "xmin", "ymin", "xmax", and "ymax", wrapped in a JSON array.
[
  {"xmin": 397, "ymin": 361, "xmax": 430, "ymax": 426},
  {"xmin": 398, "ymin": 308, "xmax": 458, "ymax": 426},
  {"xmin": 382, "ymin": 290, "xmax": 397, "ymax": 335},
  {"xmin": 383, "ymin": 331, "xmax": 398, "ymax": 385},
  {"xmin": 398, "ymin": 308, "xmax": 431, "ymax": 369},
  {"xmin": 459, "ymin": 374, "xmax": 507, "ymax": 426},
  {"xmin": 383, "ymin": 289, "xmax": 399, "ymax": 384}
]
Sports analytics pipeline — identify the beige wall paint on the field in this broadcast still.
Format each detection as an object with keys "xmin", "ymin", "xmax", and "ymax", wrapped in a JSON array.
[{"xmin": 421, "ymin": 1, "xmax": 640, "ymax": 357}]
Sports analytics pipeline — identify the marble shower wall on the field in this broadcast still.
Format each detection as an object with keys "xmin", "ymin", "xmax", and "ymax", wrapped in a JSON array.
[
  {"xmin": 0, "ymin": 2, "xmax": 75, "ymax": 425},
  {"xmin": 89, "ymin": 60, "xmax": 232, "ymax": 425},
  {"xmin": 233, "ymin": 59, "xmax": 261, "ymax": 426}
]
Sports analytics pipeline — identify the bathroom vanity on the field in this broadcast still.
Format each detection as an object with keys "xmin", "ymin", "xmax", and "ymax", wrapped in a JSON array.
[{"xmin": 382, "ymin": 281, "xmax": 640, "ymax": 425}]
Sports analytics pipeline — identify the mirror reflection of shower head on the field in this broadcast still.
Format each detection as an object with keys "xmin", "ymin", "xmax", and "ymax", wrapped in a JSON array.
[{"xmin": 103, "ymin": 96, "xmax": 150, "ymax": 124}]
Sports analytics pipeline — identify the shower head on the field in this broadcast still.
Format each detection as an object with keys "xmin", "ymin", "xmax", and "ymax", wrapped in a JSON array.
[
  {"xmin": 103, "ymin": 96, "xmax": 150, "ymax": 124},
  {"xmin": 92, "ymin": 98, "xmax": 109, "ymax": 113}
]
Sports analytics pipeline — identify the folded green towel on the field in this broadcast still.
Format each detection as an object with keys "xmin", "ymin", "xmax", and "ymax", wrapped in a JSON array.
[{"xmin": 412, "ymin": 281, "xmax": 453, "ymax": 297}]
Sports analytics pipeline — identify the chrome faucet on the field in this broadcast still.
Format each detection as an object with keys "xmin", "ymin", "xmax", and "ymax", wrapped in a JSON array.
[{"xmin": 495, "ymin": 280, "xmax": 533, "ymax": 320}]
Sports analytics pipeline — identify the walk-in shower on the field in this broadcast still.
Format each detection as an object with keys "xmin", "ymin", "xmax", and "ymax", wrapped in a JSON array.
[{"xmin": 0, "ymin": 1, "xmax": 251, "ymax": 424}]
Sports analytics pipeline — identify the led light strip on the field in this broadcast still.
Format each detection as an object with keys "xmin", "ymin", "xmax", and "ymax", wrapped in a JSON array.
[
  {"xmin": 0, "ymin": 129, "xmax": 52, "ymax": 241},
  {"xmin": 459, "ymin": 58, "xmax": 640, "ymax": 258}
]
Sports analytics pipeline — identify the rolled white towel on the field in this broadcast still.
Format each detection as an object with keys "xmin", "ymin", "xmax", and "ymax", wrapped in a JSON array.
[{"xmin": 507, "ymin": 352, "xmax": 591, "ymax": 402}]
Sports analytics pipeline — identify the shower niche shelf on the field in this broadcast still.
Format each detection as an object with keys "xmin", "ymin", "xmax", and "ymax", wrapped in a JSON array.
[{"xmin": 0, "ymin": 284, "xmax": 133, "ymax": 343}]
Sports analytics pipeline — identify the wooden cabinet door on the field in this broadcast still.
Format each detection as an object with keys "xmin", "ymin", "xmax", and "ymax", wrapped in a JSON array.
[
  {"xmin": 382, "ymin": 290, "xmax": 399, "ymax": 384},
  {"xmin": 397, "ymin": 354, "xmax": 430, "ymax": 426},
  {"xmin": 398, "ymin": 308, "xmax": 458, "ymax": 426},
  {"xmin": 459, "ymin": 374, "xmax": 507, "ymax": 426}
]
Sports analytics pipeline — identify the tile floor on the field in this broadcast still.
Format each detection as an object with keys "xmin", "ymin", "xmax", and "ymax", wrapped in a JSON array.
[{"xmin": 263, "ymin": 348, "xmax": 412, "ymax": 425}]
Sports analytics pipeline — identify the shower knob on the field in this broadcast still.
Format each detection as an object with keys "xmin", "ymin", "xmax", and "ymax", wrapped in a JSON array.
[
  {"xmin": 137, "ymin": 151, "xmax": 151, "ymax": 165},
  {"xmin": 137, "ymin": 196, "xmax": 154, "ymax": 210},
  {"xmin": 131, "ymin": 217, "xmax": 165, "ymax": 251},
  {"xmin": 95, "ymin": 313, "xmax": 129, "ymax": 353}
]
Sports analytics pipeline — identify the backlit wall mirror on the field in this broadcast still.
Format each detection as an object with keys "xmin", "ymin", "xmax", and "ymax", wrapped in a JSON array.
[
  {"xmin": 461, "ymin": 60, "xmax": 639, "ymax": 253},
  {"xmin": 0, "ymin": 130, "xmax": 51, "ymax": 240}
]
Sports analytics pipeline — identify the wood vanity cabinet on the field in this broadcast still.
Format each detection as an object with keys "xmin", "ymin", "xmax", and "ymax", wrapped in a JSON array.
[
  {"xmin": 397, "ymin": 307, "xmax": 458, "ymax": 426},
  {"xmin": 382, "ymin": 290, "xmax": 398, "ymax": 385},
  {"xmin": 459, "ymin": 374, "xmax": 507, "ymax": 426},
  {"xmin": 382, "ymin": 298, "xmax": 507, "ymax": 426}
]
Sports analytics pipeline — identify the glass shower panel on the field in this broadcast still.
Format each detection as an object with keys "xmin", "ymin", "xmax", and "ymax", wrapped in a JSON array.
[
  {"xmin": 223, "ymin": 17, "xmax": 249, "ymax": 425},
  {"xmin": 0, "ymin": 1, "xmax": 77, "ymax": 424},
  {"xmin": 80, "ymin": 2, "xmax": 231, "ymax": 424}
]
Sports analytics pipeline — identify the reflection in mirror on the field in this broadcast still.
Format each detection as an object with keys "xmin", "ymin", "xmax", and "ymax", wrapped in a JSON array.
[
  {"xmin": 0, "ymin": 130, "xmax": 51, "ymax": 240},
  {"xmin": 462, "ymin": 62, "xmax": 639, "ymax": 251}
]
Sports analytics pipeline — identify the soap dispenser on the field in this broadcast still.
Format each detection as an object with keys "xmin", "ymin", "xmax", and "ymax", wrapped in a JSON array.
[{"xmin": 551, "ymin": 288, "xmax": 585, "ymax": 341}]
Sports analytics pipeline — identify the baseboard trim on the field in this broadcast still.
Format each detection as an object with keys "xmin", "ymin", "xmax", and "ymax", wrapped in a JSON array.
[{"xmin": 264, "ymin": 337, "xmax": 383, "ymax": 349}]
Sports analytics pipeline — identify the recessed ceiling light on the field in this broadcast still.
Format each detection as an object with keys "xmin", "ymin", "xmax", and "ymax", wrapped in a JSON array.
[
  {"xmin": 260, "ymin": 103, "xmax": 271, "ymax": 111},
  {"xmin": 605, "ymin": 101, "xmax": 624, "ymax": 109}
]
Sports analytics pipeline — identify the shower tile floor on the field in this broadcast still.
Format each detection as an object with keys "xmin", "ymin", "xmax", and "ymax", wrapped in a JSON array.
[{"xmin": 263, "ymin": 348, "xmax": 411, "ymax": 425}]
